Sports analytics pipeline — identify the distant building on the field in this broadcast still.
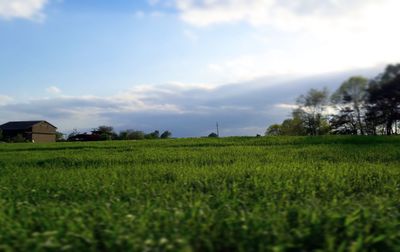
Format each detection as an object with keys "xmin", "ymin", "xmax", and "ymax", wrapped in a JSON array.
[{"xmin": 0, "ymin": 121, "xmax": 57, "ymax": 143}]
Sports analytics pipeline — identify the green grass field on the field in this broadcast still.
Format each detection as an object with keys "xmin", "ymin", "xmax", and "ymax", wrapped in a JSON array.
[{"xmin": 0, "ymin": 136, "xmax": 400, "ymax": 251}]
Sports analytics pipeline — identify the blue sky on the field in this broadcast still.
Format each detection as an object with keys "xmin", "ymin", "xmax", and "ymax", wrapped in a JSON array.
[{"xmin": 0, "ymin": 0, "xmax": 399, "ymax": 136}]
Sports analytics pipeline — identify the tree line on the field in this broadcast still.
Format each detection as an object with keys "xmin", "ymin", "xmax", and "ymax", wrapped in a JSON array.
[
  {"xmin": 266, "ymin": 64, "xmax": 400, "ymax": 136},
  {"xmin": 66, "ymin": 126, "xmax": 172, "ymax": 141},
  {"xmin": 65, "ymin": 126, "xmax": 222, "ymax": 141}
]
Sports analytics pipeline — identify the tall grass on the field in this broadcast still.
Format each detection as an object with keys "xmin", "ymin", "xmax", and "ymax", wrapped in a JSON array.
[{"xmin": 0, "ymin": 136, "xmax": 399, "ymax": 251}]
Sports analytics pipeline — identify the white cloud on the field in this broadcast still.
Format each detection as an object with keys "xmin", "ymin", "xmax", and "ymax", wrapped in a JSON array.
[
  {"xmin": 46, "ymin": 86, "xmax": 62, "ymax": 95},
  {"xmin": 208, "ymin": 46, "xmax": 390, "ymax": 82},
  {"xmin": 174, "ymin": 0, "xmax": 400, "ymax": 81},
  {"xmin": 208, "ymin": 54, "xmax": 295, "ymax": 82},
  {"xmin": 274, "ymin": 103, "xmax": 297, "ymax": 110},
  {"xmin": 0, "ymin": 0, "xmax": 49, "ymax": 21},
  {"xmin": 175, "ymin": 0, "xmax": 382, "ymax": 29}
]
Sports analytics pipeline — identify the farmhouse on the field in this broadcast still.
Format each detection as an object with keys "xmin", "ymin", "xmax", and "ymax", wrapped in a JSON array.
[{"xmin": 0, "ymin": 121, "xmax": 57, "ymax": 143}]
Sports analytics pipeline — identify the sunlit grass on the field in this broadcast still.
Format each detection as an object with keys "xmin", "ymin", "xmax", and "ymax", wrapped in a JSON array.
[{"xmin": 0, "ymin": 136, "xmax": 399, "ymax": 251}]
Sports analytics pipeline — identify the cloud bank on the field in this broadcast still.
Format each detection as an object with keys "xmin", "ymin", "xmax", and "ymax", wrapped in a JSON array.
[
  {"xmin": 173, "ymin": 0, "xmax": 400, "ymax": 82},
  {"xmin": 0, "ymin": 0, "xmax": 49, "ymax": 20},
  {"xmin": 0, "ymin": 67, "xmax": 381, "ymax": 137},
  {"xmin": 175, "ymin": 0, "xmax": 389, "ymax": 29}
]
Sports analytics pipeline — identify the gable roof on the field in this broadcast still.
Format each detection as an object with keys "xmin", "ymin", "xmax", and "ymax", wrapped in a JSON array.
[{"xmin": 0, "ymin": 121, "xmax": 57, "ymax": 130}]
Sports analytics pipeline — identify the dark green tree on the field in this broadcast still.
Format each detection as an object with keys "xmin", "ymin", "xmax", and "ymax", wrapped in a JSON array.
[
  {"xmin": 160, "ymin": 131, "xmax": 172, "ymax": 139},
  {"xmin": 96, "ymin": 125, "xmax": 116, "ymax": 140},
  {"xmin": 119, "ymin": 130, "xmax": 145, "ymax": 140},
  {"xmin": 367, "ymin": 74, "xmax": 400, "ymax": 135},
  {"xmin": 145, "ymin": 130, "xmax": 160, "ymax": 139},
  {"xmin": 331, "ymin": 76, "xmax": 368, "ymax": 135},
  {"xmin": 281, "ymin": 110, "xmax": 308, "ymax": 135},
  {"xmin": 67, "ymin": 129, "xmax": 80, "ymax": 140},
  {"xmin": 371, "ymin": 64, "xmax": 400, "ymax": 84},
  {"xmin": 118, "ymin": 130, "xmax": 129, "ymax": 140},
  {"xmin": 129, "ymin": 131, "xmax": 145, "ymax": 140},
  {"xmin": 329, "ymin": 107, "xmax": 358, "ymax": 135},
  {"xmin": 265, "ymin": 124, "xmax": 281, "ymax": 136},
  {"xmin": 208, "ymin": 132, "xmax": 218, "ymax": 138}
]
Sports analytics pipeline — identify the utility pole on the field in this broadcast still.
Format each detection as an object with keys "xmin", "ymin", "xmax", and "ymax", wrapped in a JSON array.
[{"xmin": 216, "ymin": 122, "xmax": 219, "ymax": 137}]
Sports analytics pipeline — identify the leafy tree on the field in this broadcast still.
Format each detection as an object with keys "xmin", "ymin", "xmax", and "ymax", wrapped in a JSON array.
[
  {"xmin": 119, "ymin": 130, "xmax": 145, "ymax": 140},
  {"xmin": 266, "ymin": 124, "xmax": 281, "ymax": 136},
  {"xmin": 319, "ymin": 120, "xmax": 331, "ymax": 135},
  {"xmin": 330, "ymin": 107, "xmax": 358, "ymax": 135},
  {"xmin": 208, "ymin": 132, "xmax": 218, "ymax": 138},
  {"xmin": 55, "ymin": 131, "xmax": 65, "ymax": 141},
  {"xmin": 129, "ymin": 131, "xmax": 145, "ymax": 140},
  {"xmin": 145, "ymin": 130, "xmax": 160, "ymax": 139},
  {"xmin": 0, "ymin": 129, "xmax": 3, "ymax": 141},
  {"xmin": 266, "ymin": 107, "xmax": 311, "ymax": 136},
  {"xmin": 331, "ymin": 76, "xmax": 368, "ymax": 135},
  {"xmin": 371, "ymin": 64, "xmax": 400, "ymax": 84},
  {"xmin": 96, "ymin": 125, "xmax": 117, "ymax": 140},
  {"xmin": 97, "ymin": 125, "xmax": 114, "ymax": 134},
  {"xmin": 296, "ymin": 88, "xmax": 329, "ymax": 135},
  {"xmin": 160, "ymin": 131, "xmax": 172, "ymax": 139},
  {"xmin": 265, "ymin": 64, "xmax": 400, "ymax": 136},
  {"xmin": 364, "ymin": 106, "xmax": 382, "ymax": 135},
  {"xmin": 365, "ymin": 64, "xmax": 400, "ymax": 135},
  {"xmin": 367, "ymin": 74, "xmax": 400, "ymax": 135},
  {"xmin": 281, "ymin": 110, "xmax": 308, "ymax": 135},
  {"xmin": 67, "ymin": 129, "xmax": 80, "ymax": 140},
  {"xmin": 118, "ymin": 131, "xmax": 128, "ymax": 140}
]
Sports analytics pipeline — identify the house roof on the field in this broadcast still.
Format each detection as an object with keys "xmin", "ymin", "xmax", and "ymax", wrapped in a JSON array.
[{"xmin": 0, "ymin": 121, "xmax": 57, "ymax": 130}]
